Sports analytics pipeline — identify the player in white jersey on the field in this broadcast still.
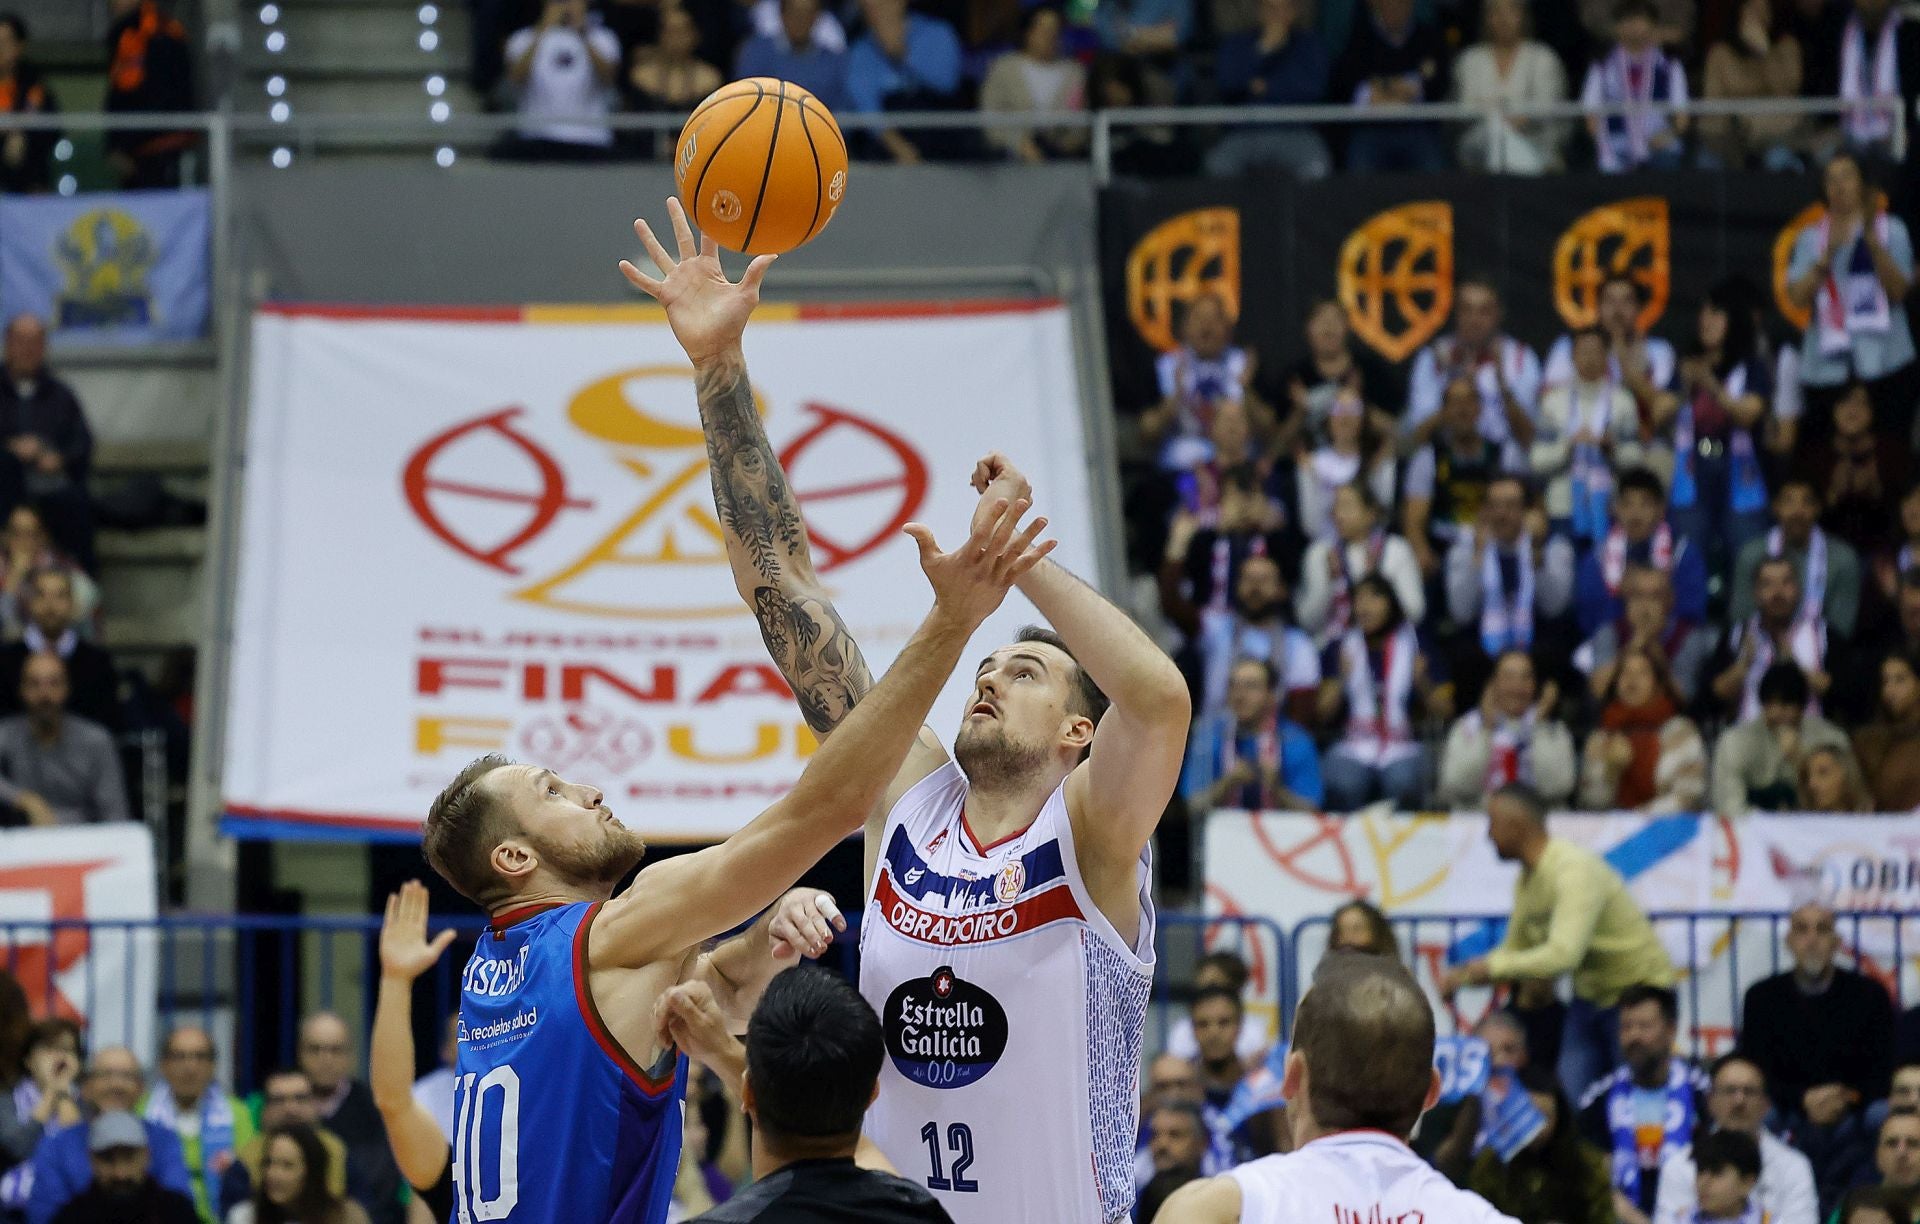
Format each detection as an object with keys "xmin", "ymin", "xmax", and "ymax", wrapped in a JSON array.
[
  {"xmin": 1158, "ymin": 953, "xmax": 1522, "ymax": 1224},
  {"xmin": 626, "ymin": 212, "xmax": 1192, "ymax": 1223}
]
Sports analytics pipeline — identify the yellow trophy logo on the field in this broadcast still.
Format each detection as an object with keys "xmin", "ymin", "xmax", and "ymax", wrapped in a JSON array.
[
  {"xmin": 1338, "ymin": 201, "xmax": 1454, "ymax": 363},
  {"xmin": 1125, "ymin": 207, "xmax": 1241, "ymax": 353},
  {"xmin": 1552, "ymin": 197, "xmax": 1670, "ymax": 332}
]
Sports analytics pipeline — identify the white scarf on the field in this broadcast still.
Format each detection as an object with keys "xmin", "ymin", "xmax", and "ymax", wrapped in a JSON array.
[
  {"xmin": 1739, "ymin": 614, "xmax": 1827, "ymax": 721},
  {"xmin": 1602, "ymin": 522, "xmax": 1673, "ymax": 595},
  {"xmin": 1325, "ymin": 530, "xmax": 1387, "ymax": 644},
  {"xmin": 1480, "ymin": 542, "xmax": 1535, "ymax": 654},
  {"xmin": 1768, "ymin": 526, "xmax": 1828, "ymax": 622},
  {"xmin": 1436, "ymin": 335, "xmax": 1528, "ymax": 441},
  {"xmin": 1464, "ymin": 708, "xmax": 1535, "ymax": 789},
  {"xmin": 1340, "ymin": 623, "xmax": 1418, "ymax": 765},
  {"xmin": 1596, "ymin": 46, "xmax": 1677, "ymax": 170},
  {"xmin": 1842, "ymin": 12, "xmax": 1902, "ymax": 145},
  {"xmin": 1815, "ymin": 212, "xmax": 1894, "ymax": 356}
]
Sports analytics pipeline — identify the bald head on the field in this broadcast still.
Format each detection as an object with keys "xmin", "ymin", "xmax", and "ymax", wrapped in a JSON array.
[
  {"xmin": 298, "ymin": 1012, "xmax": 354, "ymax": 1094},
  {"xmin": 85, "ymin": 1046, "xmax": 144, "ymax": 1112},
  {"xmin": 1291, "ymin": 951, "xmax": 1437, "ymax": 1139}
]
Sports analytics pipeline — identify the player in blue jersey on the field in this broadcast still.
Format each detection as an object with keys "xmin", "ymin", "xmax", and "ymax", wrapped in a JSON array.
[{"xmin": 422, "ymin": 214, "xmax": 1057, "ymax": 1216}]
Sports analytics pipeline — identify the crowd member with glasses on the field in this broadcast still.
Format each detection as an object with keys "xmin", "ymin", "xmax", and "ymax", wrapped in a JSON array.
[
  {"xmin": 296, "ymin": 1016, "xmax": 402, "ymax": 1224},
  {"xmin": 1651, "ymin": 1053, "xmax": 1819, "ymax": 1224},
  {"xmin": 141, "ymin": 1028, "xmax": 253, "ymax": 1224}
]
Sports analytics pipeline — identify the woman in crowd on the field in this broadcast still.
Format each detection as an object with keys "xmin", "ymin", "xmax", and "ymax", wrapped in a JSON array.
[
  {"xmin": 1296, "ymin": 482, "xmax": 1425, "ymax": 644},
  {"xmin": 980, "ymin": 6, "xmax": 1087, "ymax": 162},
  {"xmin": 1667, "ymin": 280, "xmax": 1774, "ymax": 578},
  {"xmin": 228, "ymin": 1125, "xmax": 369, "ymax": 1224},
  {"xmin": 1452, "ymin": 0, "xmax": 1568, "ymax": 173},
  {"xmin": 1811, "ymin": 382, "xmax": 1909, "ymax": 553},
  {"xmin": 624, "ymin": 6, "xmax": 720, "ymax": 157},
  {"xmin": 1467, "ymin": 1066, "xmax": 1614, "ymax": 1224},
  {"xmin": 1786, "ymin": 152, "xmax": 1915, "ymax": 432},
  {"xmin": 1853, "ymin": 652, "xmax": 1920, "ymax": 810},
  {"xmin": 0, "ymin": 504, "xmax": 96, "ymax": 639},
  {"xmin": 1162, "ymin": 950, "xmax": 1273, "ymax": 1062},
  {"xmin": 1578, "ymin": 644, "xmax": 1707, "ymax": 812},
  {"xmin": 1798, "ymin": 742, "xmax": 1872, "ymax": 812},
  {"xmin": 1329, "ymin": 898, "xmax": 1399, "ymax": 960},
  {"xmin": 1317, "ymin": 574, "xmax": 1432, "ymax": 811},
  {"xmin": 1699, "ymin": 0, "xmax": 1805, "ymax": 170},
  {"xmin": 1294, "ymin": 391, "xmax": 1397, "ymax": 545}
]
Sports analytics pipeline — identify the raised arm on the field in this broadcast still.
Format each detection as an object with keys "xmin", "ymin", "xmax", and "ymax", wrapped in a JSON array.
[
  {"xmin": 589, "ymin": 499, "xmax": 1055, "ymax": 969},
  {"xmin": 682, "ymin": 888, "xmax": 846, "ymax": 1031},
  {"xmin": 372, "ymin": 883, "xmax": 455, "ymax": 1194}
]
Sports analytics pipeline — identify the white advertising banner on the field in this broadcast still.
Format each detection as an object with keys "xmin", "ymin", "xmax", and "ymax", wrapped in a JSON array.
[
  {"xmin": 1205, "ymin": 810, "xmax": 1920, "ymax": 1053},
  {"xmin": 0, "ymin": 823, "xmax": 158, "ymax": 1055},
  {"xmin": 224, "ymin": 301, "xmax": 1097, "ymax": 841}
]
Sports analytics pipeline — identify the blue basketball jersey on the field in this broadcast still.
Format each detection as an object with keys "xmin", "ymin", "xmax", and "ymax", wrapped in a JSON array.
[{"xmin": 452, "ymin": 901, "xmax": 685, "ymax": 1224}]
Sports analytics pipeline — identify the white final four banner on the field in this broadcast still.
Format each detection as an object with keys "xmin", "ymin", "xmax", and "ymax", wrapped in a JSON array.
[
  {"xmin": 223, "ymin": 300, "xmax": 1096, "ymax": 841},
  {"xmin": 1205, "ymin": 810, "xmax": 1920, "ymax": 1053}
]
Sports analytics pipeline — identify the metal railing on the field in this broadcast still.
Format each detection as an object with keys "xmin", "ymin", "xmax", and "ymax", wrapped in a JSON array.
[{"xmin": 1289, "ymin": 909, "xmax": 1920, "ymax": 1060}]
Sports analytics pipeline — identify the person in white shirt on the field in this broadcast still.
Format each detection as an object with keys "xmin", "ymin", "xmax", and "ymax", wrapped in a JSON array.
[
  {"xmin": 1155, "ymin": 952, "xmax": 1520, "ymax": 1224},
  {"xmin": 498, "ymin": 0, "xmax": 623, "ymax": 157},
  {"xmin": 1533, "ymin": 326, "xmax": 1645, "ymax": 544},
  {"xmin": 1403, "ymin": 278, "xmax": 1543, "ymax": 452},
  {"xmin": 1296, "ymin": 481, "xmax": 1425, "ymax": 644},
  {"xmin": 1542, "ymin": 273, "xmax": 1678, "ymax": 421},
  {"xmin": 1653, "ymin": 1052, "xmax": 1819, "ymax": 1224}
]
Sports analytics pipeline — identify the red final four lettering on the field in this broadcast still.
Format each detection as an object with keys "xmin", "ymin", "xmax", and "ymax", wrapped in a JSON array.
[
  {"xmin": 417, "ymin": 657, "xmax": 509, "ymax": 695},
  {"xmin": 560, "ymin": 664, "xmax": 676, "ymax": 703},
  {"xmin": 695, "ymin": 664, "xmax": 794, "ymax": 704}
]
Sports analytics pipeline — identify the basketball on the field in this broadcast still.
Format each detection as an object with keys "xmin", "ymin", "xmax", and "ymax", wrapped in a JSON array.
[{"xmin": 673, "ymin": 78, "xmax": 848, "ymax": 257}]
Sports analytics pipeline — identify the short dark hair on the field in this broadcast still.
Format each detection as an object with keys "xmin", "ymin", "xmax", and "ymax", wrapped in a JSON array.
[
  {"xmin": 1190, "ymin": 984, "xmax": 1243, "ymax": 1020},
  {"xmin": 1015, "ymin": 625, "xmax": 1110, "ymax": 737},
  {"xmin": 423, "ymin": 754, "xmax": 517, "ymax": 907},
  {"xmin": 1220, "ymin": 463, "xmax": 1262, "ymax": 496},
  {"xmin": 1572, "ymin": 324, "xmax": 1610, "ymax": 345},
  {"xmin": 1490, "ymin": 781, "xmax": 1548, "ymax": 823},
  {"xmin": 1756, "ymin": 556, "xmax": 1800, "ymax": 588},
  {"xmin": 24, "ymin": 1017, "xmax": 81, "ymax": 1059},
  {"xmin": 1293, "ymin": 951, "xmax": 1434, "ymax": 1139},
  {"xmin": 1710, "ymin": 1051, "xmax": 1766, "ymax": 1087},
  {"xmin": 745, "ymin": 966, "xmax": 883, "ymax": 1142},
  {"xmin": 262, "ymin": 1066, "xmax": 312, "ymax": 1091},
  {"xmin": 1617, "ymin": 983, "xmax": 1679, "ymax": 1025},
  {"xmin": 1694, "ymin": 1128, "xmax": 1762, "ymax": 1181},
  {"xmin": 1615, "ymin": 467, "xmax": 1666, "ymax": 502},
  {"xmin": 1138, "ymin": 1168, "xmax": 1202, "ymax": 1222},
  {"xmin": 1196, "ymin": 950, "xmax": 1251, "ymax": 993},
  {"xmin": 1152, "ymin": 1101, "xmax": 1207, "ymax": 1135},
  {"xmin": 1758, "ymin": 662, "xmax": 1811, "ymax": 709},
  {"xmin": 1775, "ymin": 474, "xmax": 1821, "ymax": 504},
  {"xmin": 1880, "ymin": 1107, "xmax": 1920, "ymax": 1143},
  {"xmin": 0, "ymin": 14, "xmax": 26, "ymax": 43},
  {"xmin": 1841, "ymin": 1185, "xmax": 1918, "ymax": 1224},
  {"xmin": 1614, "ymin": 0, "xmax": 1659, "ymax": 22}
]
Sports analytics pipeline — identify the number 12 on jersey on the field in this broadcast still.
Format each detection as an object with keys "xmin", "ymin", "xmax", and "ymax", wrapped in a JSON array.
[
  {"xmin": 453, "ymin": 1066, "xmax": 522, "ymax": 1222},
  {"xmin": 920, "ymin": 1121, "xmax": 978, "ymax": 1193}
]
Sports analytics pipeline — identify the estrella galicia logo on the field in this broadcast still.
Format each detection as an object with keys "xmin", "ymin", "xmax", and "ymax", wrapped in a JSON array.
[{"xmin": 883, "ymin": 966, "xmax": 1009, "ymax": 1090}]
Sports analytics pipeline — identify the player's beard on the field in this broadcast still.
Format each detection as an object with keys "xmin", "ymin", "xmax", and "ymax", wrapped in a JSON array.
[
  {"xmin": 533, "ymin": 816, "xmax": 646, "ymax": 890},
  {"xmin": 953, "ymin": 721, "xmax": 1051, "ymax": 791}
]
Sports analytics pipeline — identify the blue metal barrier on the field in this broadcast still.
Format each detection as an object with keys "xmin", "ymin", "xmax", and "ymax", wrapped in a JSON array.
[{"xmin": 1288, "ymin": 909, "xmax": 1918, "ymax": 1058}]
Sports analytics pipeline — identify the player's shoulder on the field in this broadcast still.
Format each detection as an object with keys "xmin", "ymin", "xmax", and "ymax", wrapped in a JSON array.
[{"xmin": 1154, "ymin": 1171, "xmax": 1243, "ymax": 1222}]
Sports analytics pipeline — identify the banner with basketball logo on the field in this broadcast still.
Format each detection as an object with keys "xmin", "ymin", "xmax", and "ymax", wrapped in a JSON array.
[
  {"xmin": 223, "ymin": 301, "xmax": 1096, "ymax": 841},
  {"xmin": 1206, "ymin": 810, "xmax": 1920, "ymax": 1052},
  {"xmin": 0, "ymin": 823, "xmax": 159, "ymax": 1054},
  {"xmin": 0, "ymin": 189, "xmax": 211, "ymax": 344},
  {"xmin": 1099, "ymin": 172, "xmax": 1814, "ymax": 413}
]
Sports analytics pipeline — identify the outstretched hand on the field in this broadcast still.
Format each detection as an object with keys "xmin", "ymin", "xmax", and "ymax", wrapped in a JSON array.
[
  {"xmin": 768, "ymin": 889, "xmax": 846, "ymax": 967},
  {"xmin": 618, "ymin": 197, "xmax": 776, "ymax": 366},
  {"xmin": 380, "ymin": 880, "xmax": 456, "ymax": 983},
  {"xmin": 653, "ymin": 979, "xmax": 742, "ymax": 1080},
  {"xmin": 907, "ymin": 497, "xmax": 1054, "ymax": 629}
]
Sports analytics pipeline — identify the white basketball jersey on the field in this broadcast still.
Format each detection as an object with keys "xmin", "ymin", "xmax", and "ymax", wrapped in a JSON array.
[
  {"xmin": 859, "ymin": 760, "xmax": 1155, "ymax": 1224},
  {"xmin": 1229, "ymin": 1131, "xmax": 1522, "ymax": 1224}
]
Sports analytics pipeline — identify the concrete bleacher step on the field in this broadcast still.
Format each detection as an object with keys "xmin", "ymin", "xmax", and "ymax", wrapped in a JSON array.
[{"xmin": 250, "ymin": 3, "xmax": 472, "ymax": 67}]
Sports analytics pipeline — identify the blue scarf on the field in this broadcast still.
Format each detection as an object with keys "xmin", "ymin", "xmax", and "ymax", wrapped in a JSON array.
[
  {"xmin": 1670, "ymin": 362, "xmax": 1766, "ymax": 514},
  {"xmin": 1605, "ymin": 1061, "xmax": 1697, "ymax": 1203}
]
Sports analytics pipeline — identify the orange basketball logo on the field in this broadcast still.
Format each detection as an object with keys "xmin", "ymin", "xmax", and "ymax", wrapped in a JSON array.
[
  {"xmin": 710, "ymin": 190, "xmax": 743, "ymax": 224},
  {"xmin": 1552, "ymin": 197, "xmax": 1670, "ymax": 331},
  {"xmin": 1125, "ymin": 207, "xmax": 1241, "ymax": 353},
  {"xmin": 1338, "ymin": 201, "xmax": 1453, "ymax": 363}
]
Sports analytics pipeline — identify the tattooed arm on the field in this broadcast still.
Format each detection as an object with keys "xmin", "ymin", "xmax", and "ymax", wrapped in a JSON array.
[{"xmin": 621, "ymin": 202, "xmax": 954, "ymax": 886}]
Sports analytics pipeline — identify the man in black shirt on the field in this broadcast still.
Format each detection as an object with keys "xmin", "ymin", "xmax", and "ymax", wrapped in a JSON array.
[
  {"xmin": 50, "ymin": 1111, "xmax": 198, "ymax": 1224},
  {"xmin": 667, "ymin": 966, "xmax": 952, "ymax": 1223}
]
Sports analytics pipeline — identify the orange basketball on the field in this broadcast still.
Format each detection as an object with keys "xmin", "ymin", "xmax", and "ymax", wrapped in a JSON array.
[{"xmin": 674, "ymin": 78, "xmax": 848, "ymax": 256}]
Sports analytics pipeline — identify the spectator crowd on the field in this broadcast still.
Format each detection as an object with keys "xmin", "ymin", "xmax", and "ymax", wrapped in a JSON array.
[
  {"xmin": 1129, "ymin": 146, "xmax": 1920, "ymax": 825},
  {"xmin": 469, "ymin": 0, "xmax": 1920, "ymax": 174}
]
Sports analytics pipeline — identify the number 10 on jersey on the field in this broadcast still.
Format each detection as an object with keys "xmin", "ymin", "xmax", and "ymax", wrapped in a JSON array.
[{"xmin": 453, "ymin": 1066, "xmax": 521, "ymax": 1222}]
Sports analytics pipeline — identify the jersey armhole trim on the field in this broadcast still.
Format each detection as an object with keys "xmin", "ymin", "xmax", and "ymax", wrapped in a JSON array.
[{"xmin": 572, "ymin": 901, "xmax": 678, "ymax": 1098}]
